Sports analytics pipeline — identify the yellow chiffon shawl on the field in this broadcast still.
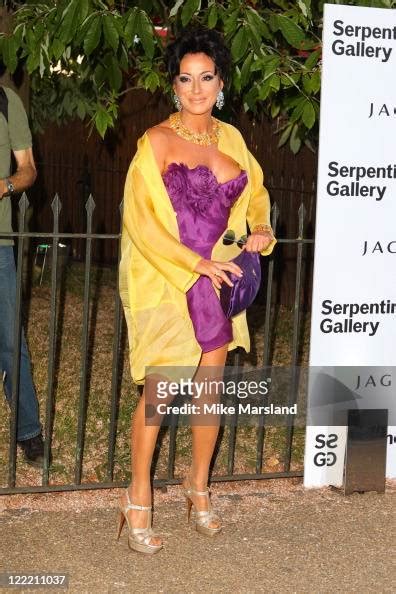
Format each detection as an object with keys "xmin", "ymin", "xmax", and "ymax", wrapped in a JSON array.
[{"xmin": 119, "ymin": 120, "xmax": 276, "ymax": 385}]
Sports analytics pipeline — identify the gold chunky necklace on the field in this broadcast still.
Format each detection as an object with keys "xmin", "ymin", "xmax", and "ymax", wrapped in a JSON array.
[{"xmin": 169, "ymin": 112, "xmax": 220, "ymax": 146}]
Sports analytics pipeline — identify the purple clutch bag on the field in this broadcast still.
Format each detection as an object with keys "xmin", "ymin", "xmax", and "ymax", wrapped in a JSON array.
[{"xmin": 220, "ymin": 250, "xmax": 261, "ymax": 319}]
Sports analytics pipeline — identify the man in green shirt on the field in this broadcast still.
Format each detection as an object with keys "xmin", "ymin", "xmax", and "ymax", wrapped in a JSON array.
[{"xmin": 0, "ymin": 85, "xmax": 45, "ymax": 466}]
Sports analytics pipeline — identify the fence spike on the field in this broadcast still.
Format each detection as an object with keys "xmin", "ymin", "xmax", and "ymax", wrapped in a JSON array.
[
  {"xmin": 18, "ymin": 192, "xmax": 29, "ymax": 213},
  {"xmin": 271, "ymin": 202, "xmax": 279, "ymax": 232},
  {"xmin": 298, "ymin": 203, "xmax": 306, "ymax": 236},
  {"xmin": 51, "ymin": 193, "xmax": 62, "ymax": 215},
  {"xmin": 85, "ymin": 194, "xmax": 96, "ymax": 213}
]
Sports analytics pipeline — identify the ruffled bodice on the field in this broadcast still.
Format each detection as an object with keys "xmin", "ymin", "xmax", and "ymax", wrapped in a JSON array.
[{"xmin": 163, "ymin": 163, "xmax": 247, "ymax": 258}]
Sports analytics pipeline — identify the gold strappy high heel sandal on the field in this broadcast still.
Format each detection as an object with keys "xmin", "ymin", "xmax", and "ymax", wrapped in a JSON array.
[
  {"xmin": 183, "ymin": 483, "xmax": 222, "ymax": 537},
  {"xmin": 116, "ymin": 489, "xmax": 163, "ymax": 554}
]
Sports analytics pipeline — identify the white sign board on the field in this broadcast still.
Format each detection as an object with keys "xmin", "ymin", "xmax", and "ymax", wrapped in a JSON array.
[{"xmin": 304, "ymin": 3, "xmax": 396, "ymax": 487}]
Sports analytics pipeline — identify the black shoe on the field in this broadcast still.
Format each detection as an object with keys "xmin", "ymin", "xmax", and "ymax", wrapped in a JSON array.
[{"xmin": 18, "ymin": 433, "xmax": 51, "ymax": 468}]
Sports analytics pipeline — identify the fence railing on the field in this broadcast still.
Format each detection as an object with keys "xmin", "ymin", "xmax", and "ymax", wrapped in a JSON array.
[
  {"xmin": 31, "ymin": 158, "xmax": 317, "ymax": 306},
  {"xmin": 0, "ymin": 191, "xmax": 314, "ymax": 495}
]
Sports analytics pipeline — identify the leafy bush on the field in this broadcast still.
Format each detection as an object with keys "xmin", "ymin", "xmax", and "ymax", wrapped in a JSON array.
[{"xmin": 0, "ymin": 0, "xmax": 395, "ymax": 152}]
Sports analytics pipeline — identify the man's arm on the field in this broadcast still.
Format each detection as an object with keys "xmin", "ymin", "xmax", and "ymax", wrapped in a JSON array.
[{"xmin": 0, "ymin": 147, "xmax": 36, "ymax": 198}]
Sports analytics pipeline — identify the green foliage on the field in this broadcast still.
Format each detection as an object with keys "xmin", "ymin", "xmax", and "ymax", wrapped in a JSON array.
[{"xmin": 0, "ymin": 0, "xmax": 395, "ymax": 149}]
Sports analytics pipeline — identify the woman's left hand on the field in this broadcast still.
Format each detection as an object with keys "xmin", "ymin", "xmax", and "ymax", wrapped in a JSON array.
[{"xmin": 243, "ymin": 231, "xmax": 274, "ymax": 253}]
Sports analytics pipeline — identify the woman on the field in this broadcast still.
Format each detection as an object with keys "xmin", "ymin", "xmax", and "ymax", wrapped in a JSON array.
[{"xmin": 118, "ymin": 27, "xmax": 276, "ymax": 554}]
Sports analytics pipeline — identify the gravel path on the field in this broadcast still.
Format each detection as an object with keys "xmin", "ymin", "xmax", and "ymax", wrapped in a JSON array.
[{"xmin": 1, "ymin": 479, "xmax": 394, "ymax": 594}]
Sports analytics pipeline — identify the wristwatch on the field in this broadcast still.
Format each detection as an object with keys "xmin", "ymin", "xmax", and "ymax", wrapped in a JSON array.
[{"xmin": 2, "ymin": 178, "xmax": 15, "ymax": 197}]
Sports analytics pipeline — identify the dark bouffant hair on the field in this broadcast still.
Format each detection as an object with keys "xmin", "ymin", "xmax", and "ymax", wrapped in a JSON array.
[{"xmin": 165, "ymin": 27, "xmax": 231, "ymax": 84}]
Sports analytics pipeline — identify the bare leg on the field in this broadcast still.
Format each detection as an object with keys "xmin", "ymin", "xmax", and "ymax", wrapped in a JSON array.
[
  {"xmin": 120, "ymin": 383, "xmax": 163, "ymax": 546},
  {"xmin": 183, "ymin": 343, "xmax": 229, "ymax": 529}
]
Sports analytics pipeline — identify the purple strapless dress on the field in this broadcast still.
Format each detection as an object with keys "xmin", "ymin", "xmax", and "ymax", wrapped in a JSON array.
[{"xmin": 162, "ymin": 163, "xmax": 248, "ymax": 352}]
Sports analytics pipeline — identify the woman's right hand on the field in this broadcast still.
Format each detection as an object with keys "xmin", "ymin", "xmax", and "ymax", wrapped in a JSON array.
[{"xmin": 194, "ymin": 258, "xmax": 243, "ymax": 290}]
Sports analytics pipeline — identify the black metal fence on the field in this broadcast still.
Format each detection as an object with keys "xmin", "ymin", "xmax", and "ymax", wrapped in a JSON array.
[
  {"xmin": 0, "ymin": 188, "xmax": 314, "ymax": 495},
  {"xmin": 30, "ymin": 156, "xmax": 317, "ymax": 306}
]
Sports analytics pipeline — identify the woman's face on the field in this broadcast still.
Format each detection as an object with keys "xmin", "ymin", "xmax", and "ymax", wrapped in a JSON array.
[{"xmin": 173, "ymin": 52, "xmax": 223, "ymax": 115}]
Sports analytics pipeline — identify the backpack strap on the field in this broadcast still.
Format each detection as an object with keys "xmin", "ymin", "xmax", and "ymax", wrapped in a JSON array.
[{"xmin": 0, "ymin": 86, "xmax": 9, "ymax": 122}]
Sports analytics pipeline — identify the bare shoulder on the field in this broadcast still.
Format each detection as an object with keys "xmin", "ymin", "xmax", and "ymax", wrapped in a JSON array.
[
  {"xmin": 147, "ymin": 118, "xmax": 173, "ymax": 141},
  {"xmin": 146, "ymin": 120, "xmax": 173, "ymax": 170}
]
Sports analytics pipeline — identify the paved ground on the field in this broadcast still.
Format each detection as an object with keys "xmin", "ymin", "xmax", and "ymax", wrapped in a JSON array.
[{"xmin": 0, "ymin": 479, "xmax": 394, "ymax": 594}]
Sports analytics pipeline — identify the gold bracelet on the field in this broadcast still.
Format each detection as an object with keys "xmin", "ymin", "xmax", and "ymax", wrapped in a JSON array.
[{"xmin": 252, "ymin": 224, "xmax": 275, "ymax": 238}]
